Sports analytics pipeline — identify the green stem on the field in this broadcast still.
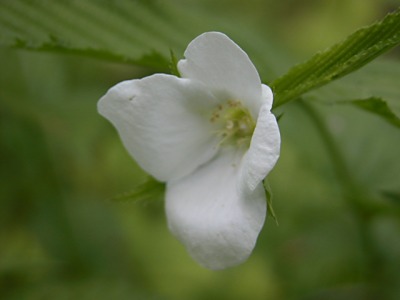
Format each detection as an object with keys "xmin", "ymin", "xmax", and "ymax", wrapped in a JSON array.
[
  {"xmin": 299, "ymin": 100, "xmax": 383, "ymax": 291},
  {"xmin": 299, "ymin": 101, "xmax": 357, "ymax": 195}
]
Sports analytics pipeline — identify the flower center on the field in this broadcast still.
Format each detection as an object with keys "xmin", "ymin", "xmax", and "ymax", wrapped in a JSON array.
[{"xmin": 210, "ymin": 100, "xmax": 256, "ymax": 148}]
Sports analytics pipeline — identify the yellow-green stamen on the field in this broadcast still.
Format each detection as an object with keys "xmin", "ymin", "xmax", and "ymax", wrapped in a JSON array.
[{"xmin": 210, "ymin": 100, "xmax": 256, "ymax": 148}]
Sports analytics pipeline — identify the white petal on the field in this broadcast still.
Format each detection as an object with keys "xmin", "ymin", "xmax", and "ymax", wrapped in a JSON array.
[
  {"xmin": 165, "ymin": 148, "xmax": 266, "ymax": 270},
  {"xmin": 98, "ymin": 74, "xmax": 220, "ymax": 182},
  {"xmin": 261, "ymin": 84, "xmax": 274, "ymax": 110},
  {"xmin": 240, "ymin": 104, "xmax": 281, "ymax": 191},
  {"xmin": 178, "ymin": 32, "xmax": 263, "ymax": 118}
]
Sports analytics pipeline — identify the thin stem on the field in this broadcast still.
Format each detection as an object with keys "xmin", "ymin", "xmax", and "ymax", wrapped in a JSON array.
[
  {"xmin": 299, "ymin": 100, "xmax": 384, "ymax": 294},
  {"xmin": 299, "ymin": 101, "xmax": 357, "ymax": 194},
  {"xmin": 298, "ymin": 101, "xmax": 389, "ymax": 219}
]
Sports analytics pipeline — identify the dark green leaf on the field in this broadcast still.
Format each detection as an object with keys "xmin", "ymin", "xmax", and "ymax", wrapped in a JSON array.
[
  {"xmin": 110, "ymin": 177, "xmax": 165, "ymax": 204},
  {"xmin": 381, "ymin": 190, "xmax": 400, "ymax": 203},
  {"xmin": 350, "ymin": 97, "xmax": 400, "ymax": 128},
  {"xmin": 0, "ymin": 0, "xmax": 187, "ymax": 69},
  {"xmin": 0, "ymin": 0, "xmax": 291, "ymax": 78},
  {"xmin": 263, "ymin": 180, "xmax": 279, "ymax": 225},
  {"xmin": 169, "ymin": 49, "xmax": 181, "ymax": 77},
  {"xmin": 307, "ymin": 59, "xmax": 400, "ymax": 123},
  {"xmin": 271, "ymin": 7, "xmax": 400, "ymax": 108}
]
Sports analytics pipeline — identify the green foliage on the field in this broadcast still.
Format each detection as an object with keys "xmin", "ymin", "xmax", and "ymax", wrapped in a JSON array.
[
  {"xmin": 0, "ymin": 0, "xmax": 184, "ymax": 69},
  {"xmin": 1, "ymin": 1, "xmax": 400, "ymax": 300},
  {"xmin": 307, "ymin": 59, "xmax": 400, "ymax": 124},
  {"xmin": 110, "ymin": 176, "xmax": 165, "ymax": 204},
  {"xmin": 0, "ymin": 0, "xmax": 291, "ymax": 80},
  {"xmin": 263, "ymin": 180, "xmax": 279, "ymax": 225},
  {"xmin": 271, "ymin": 7, "xmax": 400, "ymax": 108},
  {"xmin": 382, "ymin": 191, "xmax": 400, "ymax": 204},
  {"xmin": 350, "ymin": 97, "xmax": 400, "ymax": 128},
  {"xmin": 168, "ymin": 49, "xmax": 181, "ymax": 77}
]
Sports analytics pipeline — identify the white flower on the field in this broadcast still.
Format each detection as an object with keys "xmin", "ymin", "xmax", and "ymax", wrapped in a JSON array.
[{"xmin": 98, "ymin": 32, "xmax": 280, "ymax": 270}]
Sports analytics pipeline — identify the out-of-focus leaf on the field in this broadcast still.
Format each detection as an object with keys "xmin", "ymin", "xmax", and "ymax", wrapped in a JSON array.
[
  {"xmin": 307, "ymin": 59, "xmax": 400, "ymax": 121},
  {"xmin": 0, "ymin": 0, "xmax": 291, "ymax": 79},
  {"xmin": 110, "ymin": 176, "xmax": 165, "ymax": 204},
  {"xmin": 349, "ymin": 97, "xmax": 400, "ymax": 128},
  {"xmin": 321, "ymin": 103, "xmax": 400, "ymax": 199},
  {"xmin": 0, "ymin": 0, "xmax": 187, "ymax": 69},
  {"xmin": 271, "ymin": 7, "xmax": 400, "ymax": 108},
  {"xmin": 381, "ymin": 191, "xmax": 400, "ymax": 204}
]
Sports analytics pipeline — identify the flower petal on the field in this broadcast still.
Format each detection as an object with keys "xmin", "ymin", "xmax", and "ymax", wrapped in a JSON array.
[
  {"xmin": 98, "ymin": 74, "xmax": 220, "ymax": 182},
  {"xmin": 261, "ymin": 84, "xmax": 274, "ymax": 110},
  {"xmin": 165, "ymin": 148, "xmax": 266, "ymax": 270},
  {"xmin": 240, "ymin": 104, "xmax": 281, "ymax": 191},
  {"xmin": 178, "ymin": 32, "xmax": 263, "ymax": 118}
]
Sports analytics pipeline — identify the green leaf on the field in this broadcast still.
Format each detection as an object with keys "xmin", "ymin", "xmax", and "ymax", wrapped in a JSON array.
[
  {"xmin": 263, "ymin": 180, "xmax": 279, "ymax": 225},
  {"xmin": 110, "ymin": 177, "xmax": 165, "ymax": 204},
  {"xmin": 271, "ymin": 7, "xmax": 400, "ymax": 108},
  {"xmin": 168, "ymin": 49, "xmax": 181, "ymax": 77},
  {"xmin": 381, "ymin": 190, "xmax": 400, "ymax": 204},
  {"xmin": 349, "ymin": 97, "xmax": 400, "ymax": 128},
  {"xmin": 307, "ymin": 59, "xmax": 400, "ymax": 122},
  {"xmin": 0, "ymin": 0, "xmax": 190, "ymax": 69},
  {"xmin": 0, "ymin": 0, "xmax": 291, "ymax": 78}
]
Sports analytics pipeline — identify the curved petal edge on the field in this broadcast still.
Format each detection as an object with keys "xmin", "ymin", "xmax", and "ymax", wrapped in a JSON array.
[
  {"xmin": 98, "ymin": 74, "xmax": 220, "ymax": 182},
  {"xmin": 178, "ymin": 32, "xmax": 263, "ymax": 118},
  {"xmin": 165, "ymin": 149, "xmax": 266, "ymax": 270}
]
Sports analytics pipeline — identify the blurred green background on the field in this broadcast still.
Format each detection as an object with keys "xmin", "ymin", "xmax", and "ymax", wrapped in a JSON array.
[{"xmin": 1, "ymin": 0, "xmax": 399, "ymax": 299}]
